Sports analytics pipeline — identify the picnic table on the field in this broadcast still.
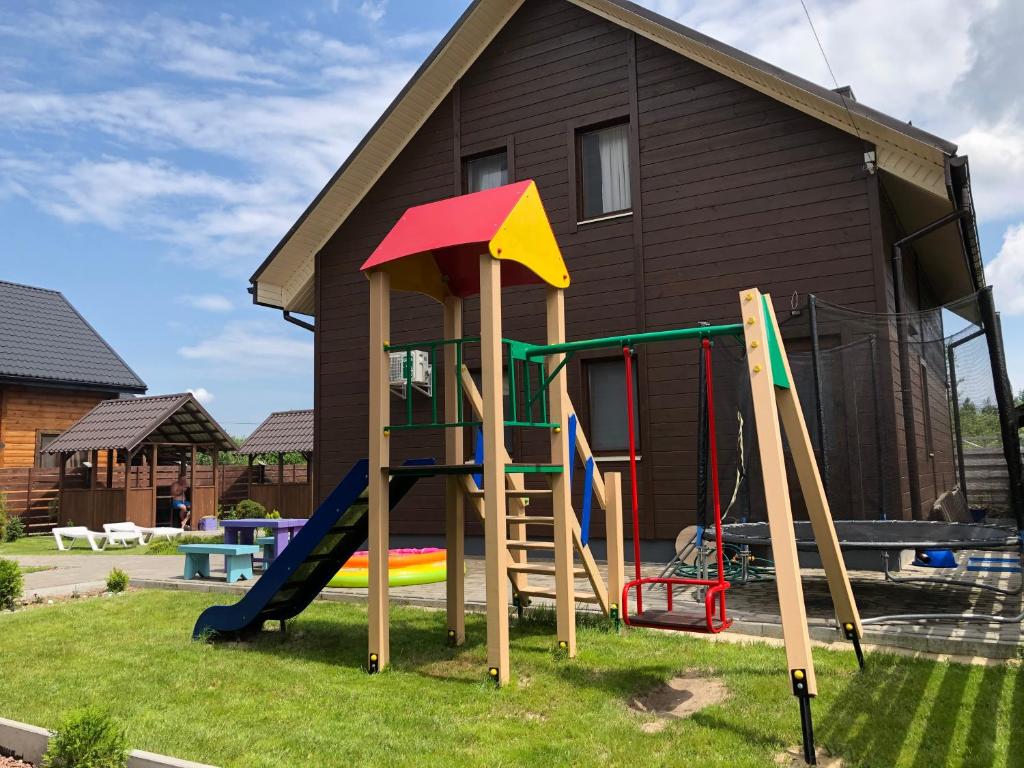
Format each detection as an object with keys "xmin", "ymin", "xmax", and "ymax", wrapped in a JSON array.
[{"xmin": 222, "ymin": 518, "xmax": 308, "ymax": 566}]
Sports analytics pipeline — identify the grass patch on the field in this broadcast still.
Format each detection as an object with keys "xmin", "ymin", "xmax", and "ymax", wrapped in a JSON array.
[
  {"xmin": 0, "ymin": 592, "xmax": 1019, "ymax": 767},
  {"xmin": 0, "ymin": 534, "xmax": 220, "ymax": 557},
  {"xmin": 19, "ymin": 565, "xmax": 52, "ymax": 575}
]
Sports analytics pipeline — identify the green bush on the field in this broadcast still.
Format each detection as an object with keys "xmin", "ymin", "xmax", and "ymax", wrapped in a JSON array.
[
  {"xmin": 145, "ymin": 533, "xmax": 223, "ymax": 556},
  {"xmin": 42, "ymin": 707, "xmax": 128, "ymax": 768},
  {"xmin": 223, "ymin": 499, "xmax": 266, "ymax": 520},
  {"xmin": 106, "ymin": 568, "xmax": 129, "ymax": 593},
  {"xmin": 0, "ymin": 558, "xmax": 24, "ymax": 610},
  {"xmin": 0, "ymin": 493, "xmax": 8, "ymax": 542},
  {"xmin": 5, "ymin": 515, "xmax": 25, "ymax": 542}
]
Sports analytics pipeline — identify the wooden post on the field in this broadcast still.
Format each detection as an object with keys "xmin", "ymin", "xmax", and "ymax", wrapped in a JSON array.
[
  {"xmin": 278, "ymin": 451, "xmax": 285, "ymax": 513},
  {"xmin": 545, "ymin": 287, "xmax": 576, "ymax": 656},
  {"xmin": 443, "ymin": 296, "xmax": 466, "ymax": 645},
  {"xmin": 151, "ymin": 445, "xmax": 158, "ymax": 490},
  {"xmin": 367, "ymin": 270, "xmax": 392, "ymax": 672},
  {"xmin": 247, "ymin": 455, "xmax": 253, "ymax": 499},
  {"xmin": 106, "ymin": 450, "xmax": 113, "ymax": 489},
  {"xmin": 739, "ymin": 288, "xmax": 817, "ymax": 695},
  {"xmin": 89, "ymin": 450, "xmax": 98, "ymax": 490},
  {"xmin": 211, "ymin": 445, "xmax": 220, "ymax": 524},
  {"xmin": 58, "ymin": 454, "xmax": 68, "ymax": 525},
  {"xmin": 605, "ymin": 471, "xmax": 625, "ymax": 616},
  {"xmin": 764, "ymin": 294, "xmax": 862, "ymax": 639},
  {"xmin": 479, "ymin": 254, "xmax": 509, "ymax": 684}
]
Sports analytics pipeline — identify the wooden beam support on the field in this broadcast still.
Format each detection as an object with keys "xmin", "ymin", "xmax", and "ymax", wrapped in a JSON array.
[
  {"xmin": 604, "ymin": 471, "xmax": 625, "ymax": 617},
  {"xmin": 739, "ymin": 288, "xmax": 817, "ymax": 695},
  {"xmin": 479, "ymin": 254, "xmax": 509, "ymax": 684},
  {"xmin": 367, "ymin": 270, "xmax": 391, "ymax": 672},
  {"xmin": 546, "ymin": 287, "xmax": 576, "ymax": 656},
  {"xmin": 443, "ymin": 296, "xmax": 466, "ymax": 645}
]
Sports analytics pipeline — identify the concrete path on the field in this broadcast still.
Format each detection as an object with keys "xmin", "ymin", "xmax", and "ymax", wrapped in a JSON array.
[{"xmin": 11, "ymin": 554, "xmax": 183, "ymax": 599}]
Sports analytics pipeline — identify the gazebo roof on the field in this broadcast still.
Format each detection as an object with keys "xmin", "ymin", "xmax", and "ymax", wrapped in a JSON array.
[
  {"xmin": 44, "ymin": 393, "xmax": 235, "ymax": 454},
  {"xmin": 237, "ymin": 409, "xmax": 314, "ymax": 455},
  {"xmin": 360, "ymin": 180, "xmax": 569, "ymax": 301}
]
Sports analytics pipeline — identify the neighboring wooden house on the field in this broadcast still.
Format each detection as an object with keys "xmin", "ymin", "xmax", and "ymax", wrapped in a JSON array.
[
  {"xmin": 0, "ymin": 280, "xmax": 146, "ymax": 469},
  {"xmin": 249, "ymin": 0, "xmax": 993, "ymax": 539},
  {"xmin": 238, "ymin": 409, "xmax": 314, "ymax": 519}
]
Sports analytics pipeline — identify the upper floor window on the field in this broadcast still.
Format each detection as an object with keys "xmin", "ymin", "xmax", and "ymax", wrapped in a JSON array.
[
  {"xmin": 465, "ymin": 150, "xmax": 509, "ymax": 193},
  {"xmin": 578, "ymin": 122, "xmax": 631, "ymax": 220}
]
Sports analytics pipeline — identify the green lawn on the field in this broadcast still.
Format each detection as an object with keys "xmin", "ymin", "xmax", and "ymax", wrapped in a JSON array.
[
  {"xmin": 0, "ymin": 534, "xmax": 220, "ymax": 556},
  {"xmin": 0, "ymin": 593, "xmax": 1019, "ymax": 767}
]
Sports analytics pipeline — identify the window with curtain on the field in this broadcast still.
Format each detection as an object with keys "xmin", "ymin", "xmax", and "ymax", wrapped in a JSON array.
[
  {"xmin": 579, "ymin": 122, "xmax": 631, "ymax": 220},
  {"xmin": 586, "ymin": 357, "xmax": 640, "ymax": 453},
  {"xmin": 465, "ymin": 150, "xmax": 509, "ymax": 193}
]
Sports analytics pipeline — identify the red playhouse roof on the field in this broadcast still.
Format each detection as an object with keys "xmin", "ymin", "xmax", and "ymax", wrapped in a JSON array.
[{"xmin": 360, "ymin": 180, "xmax": 569, "ymax": 301}]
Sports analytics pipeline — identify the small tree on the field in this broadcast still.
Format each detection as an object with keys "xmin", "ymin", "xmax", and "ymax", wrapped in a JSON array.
[
  {"xmin": 0, "ymin": 558, "xmax": 23, "ymax": 610},
  {"xmin": 5, "ymin": 515, "xmax": 25, "ymax": 542},
  {"xmin": 42, "ymin": 707, "xmax": 129, "ymax": 768},
  {"xmin": 106, "ymin": 568, "xmax": 129, "ymax": 593}
]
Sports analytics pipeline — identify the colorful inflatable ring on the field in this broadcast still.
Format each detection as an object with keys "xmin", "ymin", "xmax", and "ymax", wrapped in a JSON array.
[
  {"xmin": 328, "ymin": 548, "xmax": 450, "ymax": 588},
  {"xmin": 344, "ymin": 547, "xmax": 445, "ymax": 569}
]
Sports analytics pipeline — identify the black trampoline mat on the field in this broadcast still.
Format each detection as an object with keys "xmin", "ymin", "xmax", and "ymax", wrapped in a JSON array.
[{"xmin": 708, "ymin": 520, "xmax": 1021, "ymax": 551}]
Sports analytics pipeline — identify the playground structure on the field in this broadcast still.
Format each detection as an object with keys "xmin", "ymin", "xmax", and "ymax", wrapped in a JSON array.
[
  {"xmin": 197, "ymin": 180, "xmax": 867, "ymax": 764},
  {"xmin": 359, "ymin": 180, "xmax": 865, "ymax": 764}
]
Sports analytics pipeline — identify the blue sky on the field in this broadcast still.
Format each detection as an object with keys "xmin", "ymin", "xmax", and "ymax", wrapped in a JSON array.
[{"xmin": 1, "ymin": 0, "xmax": 1022, "ymax": 434}]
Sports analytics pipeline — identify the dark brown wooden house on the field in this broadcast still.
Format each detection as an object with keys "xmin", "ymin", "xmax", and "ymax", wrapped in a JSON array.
[
  {"xmin": 0, "ymin": 280, "xmax": 147, "ymax": 469},
  {"xmin": 249, "ymin": 0, "xmax": 994, "ymax": 541}
]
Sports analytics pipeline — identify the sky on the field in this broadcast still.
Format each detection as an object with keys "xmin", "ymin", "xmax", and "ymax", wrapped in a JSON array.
[{"xmin": 1, "ymin": 0, "xmax": 1022, "ymax": 435}]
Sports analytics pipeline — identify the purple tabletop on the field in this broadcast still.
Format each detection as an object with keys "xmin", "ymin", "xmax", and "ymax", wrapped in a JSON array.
[{"xmin": 223, "ymin": 519, "xmax": 308, "ymax": 563}]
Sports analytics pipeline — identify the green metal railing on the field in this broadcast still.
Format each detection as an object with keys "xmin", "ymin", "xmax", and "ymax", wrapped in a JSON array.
[{"xmin": 382, "ymin": 321, "xmax": 745, "ymax": 433}]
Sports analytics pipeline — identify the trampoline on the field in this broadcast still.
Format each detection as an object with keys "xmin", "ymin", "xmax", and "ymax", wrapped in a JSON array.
[
  {"xmin": 711, "ymin": 520, "xmax": 1021, "ymax": 551},
  {"xmin": 706, "ymin": 520, "xmax": 1024, "ymax": 625}
]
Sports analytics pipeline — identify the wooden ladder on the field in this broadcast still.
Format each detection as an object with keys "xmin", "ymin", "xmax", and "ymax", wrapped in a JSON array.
[{"xmin": 459, "ymin": 367, "xmax": 624, "ymax": 616}]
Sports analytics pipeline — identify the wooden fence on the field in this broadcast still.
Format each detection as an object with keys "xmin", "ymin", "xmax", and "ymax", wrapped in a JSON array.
[
  {"xmin": 0, "ymin": 464, "xmax": 309, "ymax": 533},
  {"xmin": 963, "ymin": 447, "xmax": 1018, "ymax": 514}
]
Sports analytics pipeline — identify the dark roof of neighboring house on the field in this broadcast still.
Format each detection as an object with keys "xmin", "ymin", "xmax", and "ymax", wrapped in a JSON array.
[
  {"xmin": 43, "ymin": 393, "xmax": 235, "ymax": 453},
  {"xmin": 0, "ymin": 280, "xmax": 147, "ymax": 393},
  {"xmin": 238, "ymin": 409, "xmax": 314, "ymax": 454}
]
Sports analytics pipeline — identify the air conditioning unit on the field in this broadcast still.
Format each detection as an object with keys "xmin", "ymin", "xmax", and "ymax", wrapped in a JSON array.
[{"xmin": 389, "ymin": 350, "xmax": 431, "ymax": 399}]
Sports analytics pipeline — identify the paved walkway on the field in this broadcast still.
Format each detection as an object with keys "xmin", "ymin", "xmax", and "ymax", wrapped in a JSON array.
[{"xmin": 12, "ymin": 547, "xmax": 1023, "ymax": 659}]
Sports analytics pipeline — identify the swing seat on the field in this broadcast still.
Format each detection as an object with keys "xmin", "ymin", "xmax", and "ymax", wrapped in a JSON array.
[{"xmin": 622, "ymin": 578, "xmax": 732, "ymax": 634}]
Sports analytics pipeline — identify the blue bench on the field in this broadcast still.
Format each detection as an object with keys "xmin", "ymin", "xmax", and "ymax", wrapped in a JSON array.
[
  {"xmin": 178, "ymin": 543, "xmax": 260, "ymax": 584},
  {"xmin": 255, "ymin": 536, "xmax": 275, "ymax": 569}
]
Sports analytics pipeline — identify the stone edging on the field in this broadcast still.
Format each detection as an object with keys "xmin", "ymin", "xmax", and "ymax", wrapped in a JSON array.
[{"xmin": 0, "ymin": 717, "xmax": 217, "ymax": 768}]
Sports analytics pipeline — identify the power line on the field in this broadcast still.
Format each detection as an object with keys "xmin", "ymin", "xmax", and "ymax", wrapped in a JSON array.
[{"xmin": 798, "ymin": 0, "xmax": 865, "ymax": 143}]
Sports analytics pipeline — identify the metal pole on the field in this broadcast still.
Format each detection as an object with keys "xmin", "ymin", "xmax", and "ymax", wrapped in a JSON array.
[
  {"xmin": 947, "ymin": 340, "xmax": 968, "ymax": 499},
  {"xmin": 807, "ymin": 295, "xmax": 830, "ymax": 498},
  {"xmin": 892, "ymin": 245, "xmax": 923, "ymax": 520},
  {"xmin": 977, "ymin": 288, "xmax": 1024, "ymax": 529}
]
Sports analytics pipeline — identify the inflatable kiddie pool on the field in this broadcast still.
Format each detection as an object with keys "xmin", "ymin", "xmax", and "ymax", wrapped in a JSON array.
[{"xmin": 328, "ymin": 547, "xmax": 448, "ymax": 588}]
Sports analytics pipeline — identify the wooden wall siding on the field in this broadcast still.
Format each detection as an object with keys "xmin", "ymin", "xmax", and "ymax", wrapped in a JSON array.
[
  {"xmin": 313, "ymin": 0, "xmax": 900, "ymax": 539},
  {"xmin": 0, "ymin": 386, "xmax": 109, "ymax": 469}
]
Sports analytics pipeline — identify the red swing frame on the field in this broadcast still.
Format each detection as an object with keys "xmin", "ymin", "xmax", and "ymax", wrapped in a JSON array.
[{"xmin": 620, "ymin": 338, "xmax": 732, "ymax": 634}]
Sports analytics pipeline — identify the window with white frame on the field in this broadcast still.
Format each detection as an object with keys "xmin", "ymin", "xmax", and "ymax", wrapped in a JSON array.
[{"xmin": 578, "ymin": 122, "xmax": 631, "ymax": 220}]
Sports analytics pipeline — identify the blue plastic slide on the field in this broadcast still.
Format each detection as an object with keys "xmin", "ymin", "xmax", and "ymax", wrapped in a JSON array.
[{"xmin": 192, "ymin": 458, "xmax": 432, "ymax": 639}]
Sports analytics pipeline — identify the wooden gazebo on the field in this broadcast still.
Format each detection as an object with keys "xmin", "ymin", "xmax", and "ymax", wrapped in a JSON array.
[
  {"xmin": 237, "ymin": 409, "xmax": 313, "ymax": 519},
  {"xmin": 44, "ymin": 393, "xmax": 235, "ymax": 529}
]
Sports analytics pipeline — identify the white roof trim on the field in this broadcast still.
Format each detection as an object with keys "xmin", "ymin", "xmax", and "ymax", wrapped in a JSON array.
[{"xmin": 252, "ymin": 0, "xmax": 957, "ymax": 315}]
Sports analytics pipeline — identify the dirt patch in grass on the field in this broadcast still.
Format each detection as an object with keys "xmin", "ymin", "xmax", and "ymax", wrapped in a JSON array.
[
  {"xmin": 0, "ymin": 755, "xmax": 34, "ymax": 767},
  {"xmin": 629, "ymin": 673, "xmax": 728, "ymax": 733},
  {"xmin": 775, "ymin": 746, "xmax": 845, "ymax": 767}
]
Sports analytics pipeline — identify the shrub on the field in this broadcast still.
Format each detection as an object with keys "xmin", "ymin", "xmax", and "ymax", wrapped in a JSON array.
[
  {"xmin": 106, "ymin": 568, "xmax": 129, "ymax": 593},
  {"xmin": 48, "ymin": 496, "xmax": 61, "ymax": 524},
  {"xmin": 0, "ymin": 493, "xmax": 8, "ymax": 542},
  {"xmin": 5, "ymin": 515, "xmax": 25, "ymax": 542},
  {"xmin": 225, "ymin": 499, "xmax": 266, "ymax": 520},
  {"xmin": 42, "ymin": 707, "xmax": 129, "ymax": 768},
  {"xmin": 0, "ymin": 558, "xmax": 23, "ymax": 610}
]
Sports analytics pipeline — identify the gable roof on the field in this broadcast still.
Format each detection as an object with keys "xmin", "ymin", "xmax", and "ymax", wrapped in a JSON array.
[
  {"xmin": 238, "ymin": 409, "xmax": 314, "ymax": 455},
  {"xmin": 250, "ymin": 0, "xmax": 972, "ymax": 315},
  {"xmin": 0, "ymin": 280, "xmax": 147, "ymax": 393},
  {"xmin": 43, "ymin": 393, "xmax": 235, "ymax": 454}
]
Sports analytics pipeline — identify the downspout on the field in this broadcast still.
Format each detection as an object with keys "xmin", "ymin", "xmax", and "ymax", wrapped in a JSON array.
[
  {"xmin": 283, "ymin": 311, "xmax": 315, "ymax": 333},
  {"xmin": 891, "ymin": 207, "xmax": 968, "ymax": 521}
]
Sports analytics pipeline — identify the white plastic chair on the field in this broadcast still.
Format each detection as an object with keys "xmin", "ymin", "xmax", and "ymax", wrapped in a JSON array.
[
  {"xmin": 101, "ymin": 522, "xmax": 147, "ymax": 547},
  {"xmin": 52, "ymin": 526, "xmax": 108, "ymax": 551}
]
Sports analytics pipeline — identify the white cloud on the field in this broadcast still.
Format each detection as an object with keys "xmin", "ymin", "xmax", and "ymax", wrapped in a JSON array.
[
  {"xmin": 182, "ymin": 294, "xmax": 234, "ymax": 312},
  {"xmin": 358, "ymin": 1, "xmax": 388, "ymax": 24},
  {"xmin": 954, "ymin": 121, "xmax": 1024, "ymax": 222},
  {"xmin": 178, "ymin": 322, "xmax": 313, "ymax": 375},
  {"xmin": 188, "ymin": 387, "xmax": 215, "ymax": 404},
  {"xmin": 985, "ymin": 224, "xmax": 1024, "ymax": 314}
]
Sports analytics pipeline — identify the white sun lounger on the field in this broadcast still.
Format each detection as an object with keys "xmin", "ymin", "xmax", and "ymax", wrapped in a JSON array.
[
  {"xmin": 52, "ymin": 526, "xmax": 109, "ymax": 551},
  {"xmin": 103, "ymin": 522, "xmax": 185, "ymax": 545}
]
